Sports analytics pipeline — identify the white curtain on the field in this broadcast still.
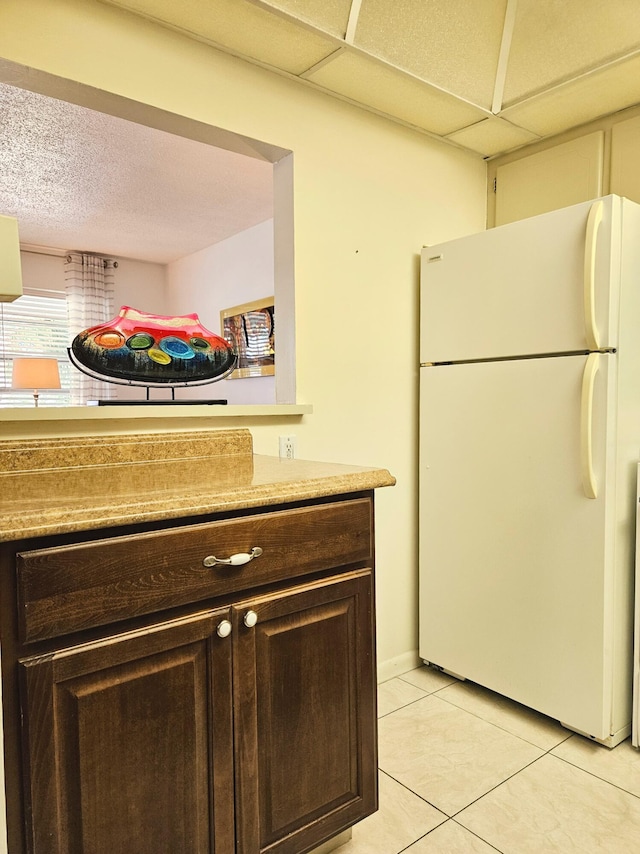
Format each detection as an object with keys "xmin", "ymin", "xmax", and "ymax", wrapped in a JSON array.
[{"xmin": 65, "ymin": 252, "xmax": 117, "ymax": 405}]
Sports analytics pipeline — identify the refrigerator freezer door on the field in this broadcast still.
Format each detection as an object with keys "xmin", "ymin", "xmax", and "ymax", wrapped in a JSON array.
[
  {"xmin": 420, "ymin": 196, "xmax": 619, "ymax": 364},
  {"xmin": 419, "ymin": 354, "xmax": 620, "ymax": 741}
]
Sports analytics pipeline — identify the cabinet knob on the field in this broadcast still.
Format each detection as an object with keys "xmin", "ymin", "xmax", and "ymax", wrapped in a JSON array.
[
  {"xmin": 243, "ymin": 610, "xmax": 258, "ymax": 628},
  {"xmin": 203, "ymin": 546, "xmax": 263, "ymax": 568},
  {"xmin": 216, "ymin": 619, "xmax": 232, "ymax": 638}
]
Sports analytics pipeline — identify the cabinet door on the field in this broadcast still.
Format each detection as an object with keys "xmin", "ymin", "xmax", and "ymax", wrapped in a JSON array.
[
  {"xmin": 494, "ymin": 131, "xmax": 604, "ymax": 225},
  {"xmin": 233, "ymin": 570, "xmax": 377, "ymax": 854},
  {"xmin": 19, "ymin": 609, "xmax": 234, "ymax": 854},
  {"xmin": 611, "ymin": 115, "xmax": 640, "ymax": 205}
]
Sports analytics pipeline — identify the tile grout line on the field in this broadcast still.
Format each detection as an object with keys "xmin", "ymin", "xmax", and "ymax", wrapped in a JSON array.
[
  {"xmin": 377, "ymin": 768, "xmax": 448, "ymax": 817},
  {"xmin": 378, "ymin": 724, "xmax": 640, "ymax": 846},
  {"xmin": 449, "ymin": 739, "xmax": 640, "ymax": 821},
  {"xmin": 448, "ymin": 750, "xmax": 554, "ymax": 820},
  {"xmin": 377, "ymin": 710, "xmax": 564, "ymax": 820},
  {"xmin": 380, "ymin": 684, "xmax": 574, "ymax": 752},
  {"xmin": 377, "ymin": 694, "xmax": 429, "ymax": 719},
  {"xmin": 541, "ymin": 751, "xmax": 640, "ymax": 802},
  {"xmin": 378, "ymin": 670, "xmax": 640, "ymax": 846},
  {"xmin": 430, "ymin": 689, "xmax": 576, "ymax": 752},
  {"xmin": 396, "ymin": 818, "xmax": 507, "ymax": 854},
  {"xmin": 382, "ymin": 670, "xmax": 579, "ymax": 752}
]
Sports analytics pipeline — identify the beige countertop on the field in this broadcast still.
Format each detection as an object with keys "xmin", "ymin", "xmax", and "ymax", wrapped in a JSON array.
[{"xmin": 0, "ymin": 429, "xmax": 395, "ymax": 541}]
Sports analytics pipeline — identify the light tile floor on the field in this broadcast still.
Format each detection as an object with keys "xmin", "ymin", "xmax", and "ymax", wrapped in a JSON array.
[{"xmin": 342, "ymin": 665, "xmax": 640, "ymax": 853}]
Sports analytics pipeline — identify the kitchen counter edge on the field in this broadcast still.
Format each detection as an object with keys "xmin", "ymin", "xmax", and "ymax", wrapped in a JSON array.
[{"xmin": 1, "ymin": 452, "xmax": 396, "ymax": 542}]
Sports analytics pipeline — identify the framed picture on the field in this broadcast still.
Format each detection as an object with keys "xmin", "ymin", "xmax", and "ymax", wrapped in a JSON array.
[{"xmin": 220, "ymin": 297, "xmax": 275, "ymax": 379}]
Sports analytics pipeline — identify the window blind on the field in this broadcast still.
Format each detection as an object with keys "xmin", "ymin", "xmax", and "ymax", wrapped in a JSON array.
[{"xmin": 0, "ymin": 292, "xmax": 72, "ymax": 407}]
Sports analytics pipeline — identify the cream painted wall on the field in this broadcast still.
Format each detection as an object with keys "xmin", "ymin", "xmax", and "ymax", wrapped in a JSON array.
[
  {"xmin": 0, "ymin": 0, "xmax": 487, "ymax": 678},
  {"xmin": 20, "ymin": 250, "xmax": 167, "ymax": 308},
  {"xmin": 166, "ymin": 220, "xmax": 276, "ymax": 405},
  {"xmin": 19, "ymin": 252, "xmax": 66, "ymax": 292},
  {"xmin": 113, "ymin": 257, "xmax": 167, "ymax": 315},
  {"xmin": 110, "ymin": 255, "xmax": 168, "ymax": 401}
]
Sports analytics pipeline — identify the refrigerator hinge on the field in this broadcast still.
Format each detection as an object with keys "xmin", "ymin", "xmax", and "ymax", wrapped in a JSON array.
[{"xmin": 493, "ymin": 176, "xmax": 497, "ymax": 193}]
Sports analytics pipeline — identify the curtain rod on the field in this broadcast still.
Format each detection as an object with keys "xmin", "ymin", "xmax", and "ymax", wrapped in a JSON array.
[
  {"xmin": 21, "ymin": 245, "xmax": 118, "ymax": 267},
  {"xmin": 20, "ymin": 244, "xmax": 68, "ymax": 258},
  {"xmin": 65, "ymin": 253, "xmax": 118, "ymax": 267}
]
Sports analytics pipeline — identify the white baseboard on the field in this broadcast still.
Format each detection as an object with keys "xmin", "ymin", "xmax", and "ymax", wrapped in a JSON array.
[{"xmin": 377, "ymin": 649, "xmax": 422, "ymax": 684}]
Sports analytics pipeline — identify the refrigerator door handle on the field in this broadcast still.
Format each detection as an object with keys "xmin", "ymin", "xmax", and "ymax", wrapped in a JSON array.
[
  {"xmin": 584, "ymin": 200, "xmax": 603, "ymax": 350},
  {"xmin": 581, "ymin": 352, "xmax": 600, "ymax": 499}
]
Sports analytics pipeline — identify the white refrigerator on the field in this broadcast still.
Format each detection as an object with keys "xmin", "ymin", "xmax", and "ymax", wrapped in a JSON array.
[{"xmin": 419, "ymin": 195, "xmax": 640, "ymax": 747}]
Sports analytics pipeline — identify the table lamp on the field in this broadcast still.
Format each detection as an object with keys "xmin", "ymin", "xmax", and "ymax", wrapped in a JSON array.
[{"xmin": 12, "ymin": 358, "xmax": 61, "ymax": 407}]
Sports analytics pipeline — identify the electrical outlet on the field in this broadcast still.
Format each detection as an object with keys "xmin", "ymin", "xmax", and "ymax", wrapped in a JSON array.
[{"xmin": 279, "ymin": 435, "xmax": 296, "ymax": 459}]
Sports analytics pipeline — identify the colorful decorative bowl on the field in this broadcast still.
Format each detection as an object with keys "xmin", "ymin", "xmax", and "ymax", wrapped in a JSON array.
[{"xmin": 69, "ymin": 306, "xmax": 236, "ymax": 386}]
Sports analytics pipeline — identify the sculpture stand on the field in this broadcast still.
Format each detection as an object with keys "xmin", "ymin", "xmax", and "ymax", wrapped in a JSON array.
[{"xmin": 88, "ymin": 399, "xmax": 228, "ymax": 406}]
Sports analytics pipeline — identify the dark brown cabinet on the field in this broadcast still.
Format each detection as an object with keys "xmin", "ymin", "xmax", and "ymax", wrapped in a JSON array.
[
  {"xmin": 233, "ymin": 571, "xmax": 376, "ymax": 854},
  {"xmin": 19, "ymin": 609, "xmax": 235, "ymax": 854},
  {"xmin": 2, "ymin": 495, "xmax": 378, "ymax": 854}
]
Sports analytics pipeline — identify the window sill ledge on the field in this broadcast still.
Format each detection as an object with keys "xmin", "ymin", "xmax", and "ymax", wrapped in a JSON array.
[{"xmin": 0, "ymin": 404, "xmax": 312, "ymax": 437}]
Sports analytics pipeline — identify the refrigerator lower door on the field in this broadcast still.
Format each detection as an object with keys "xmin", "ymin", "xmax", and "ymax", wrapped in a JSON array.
[{"xmin": 419, "ymin": 353, "xmax": 628, "ymax": 743}]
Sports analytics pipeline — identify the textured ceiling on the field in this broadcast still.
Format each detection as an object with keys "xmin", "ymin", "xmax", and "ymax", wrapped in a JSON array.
[
  {"xmin": 0, "ymin": 82, "xmax": 274, "ymax": 264},
  {"xmin": 100, "ymin": 0, "xmax": 640, "ymax": 158}
]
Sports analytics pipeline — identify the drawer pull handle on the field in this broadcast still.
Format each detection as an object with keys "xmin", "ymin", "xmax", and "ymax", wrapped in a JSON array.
[
  {"xmin": 243, "ymin": 610, "xmax": 258, "ymax": 628},
  {"xmin": 216, "ymin": 619, "xmax": 232, "ymax": 638},
  {"xmin": 203, "ymin": 547, "xmax": 263, "ymax": 568}
]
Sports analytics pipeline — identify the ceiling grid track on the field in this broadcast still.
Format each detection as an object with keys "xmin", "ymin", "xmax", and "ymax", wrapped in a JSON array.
[
  {"xmin": 345, "ymin": 0, "xmax": 364, "ymax": 44},
  {"xmin": 299, "ymin": 48, "xmax": 346, "ymax": 79},
  {"xmin": 502, "ymin": 45, "xmax": 640, "ymax": 113},
  {"xmin": 8, "ymin": 1, "xmax": 640, "ymax": 161},
  {"xmin": 492, "ymin": 0, "xmax": 518, "ymax": 114}
]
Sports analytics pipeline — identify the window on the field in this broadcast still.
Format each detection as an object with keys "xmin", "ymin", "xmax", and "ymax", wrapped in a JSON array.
[{"xmin": 0, "ymin": 291, "xmax": 72, "ymax": 407}]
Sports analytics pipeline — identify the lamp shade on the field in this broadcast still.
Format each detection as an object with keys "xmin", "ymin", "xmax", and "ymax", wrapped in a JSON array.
[{"xmin": 12, "ymin": 358, "xmax": 61, "ymax": 390}]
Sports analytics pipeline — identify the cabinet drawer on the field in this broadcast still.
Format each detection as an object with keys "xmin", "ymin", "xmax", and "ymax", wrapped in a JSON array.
[{"xmin": 17, "ymin": 498, "xmax": 373, "ymax": 642}]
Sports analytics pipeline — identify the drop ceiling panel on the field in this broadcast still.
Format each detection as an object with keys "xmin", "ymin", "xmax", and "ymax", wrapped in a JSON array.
[
  {"xmin": 446, "ymin": 118, "xmax": 539, "ymax": 157},
  {"xmin": 307, "ymin": 51, "xmax": 487, "ymax": 136},
  {"xmin": 501, "ymin": 54, "xmax": 640, "ymax": 137},
  {"xmin": 103, "ymin": 0, "xmax": 337, "ymax": 74},
  {"xmin": 80, "ymin": 1, "xmax": 640, "ymax": 156},
  {"xmin": 353, "ymin": 0, "xmax": 508, "ymax": 109},
  {"xmin": 504, "ymin": 0, "xmax": 640, "ymax": 104},
  {"xmin": 258, "ymin": 0, "xmax": 353, "ymax": 38}
]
